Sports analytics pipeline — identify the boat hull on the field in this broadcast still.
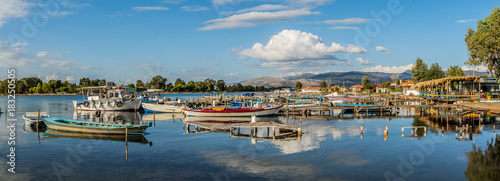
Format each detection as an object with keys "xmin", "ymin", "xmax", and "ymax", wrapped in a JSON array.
[
  {"xmin": 183, "ymin": 105, "xmax": 283, "ymax": 117},
  {"xmin": 43, "ymin": 117, "xmax": 149, "ymax": 134},
  {"xmin": 142, "ymin": 103, "xmax": 184, "ymax": 113}
]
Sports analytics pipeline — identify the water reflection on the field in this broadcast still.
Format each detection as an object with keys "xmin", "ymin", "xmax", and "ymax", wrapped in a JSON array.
[
  {"xmin": 42, "ymin": 129, "xmax": 152, "ymax": 145},
  {"xmin": 465, "ymin": 135, "xmax": 500, "ymax": 180}
]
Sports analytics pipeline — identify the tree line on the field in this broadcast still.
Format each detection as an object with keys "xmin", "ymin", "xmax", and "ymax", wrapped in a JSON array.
[{"xmin": 0, "ymin": 75, "xmax": 274, "ymax": 94}]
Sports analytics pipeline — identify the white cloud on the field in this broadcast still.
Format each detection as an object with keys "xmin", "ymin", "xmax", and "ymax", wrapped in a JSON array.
[
  {"xmin": 375, "ymin": 46, "xmax": 390, "ymax": 54},
  {"xmin": 260, "ymin": 60, "xmax": 352, "ymax": 71},
  {"xmin": 132, "ymin": 6, "xmax": 170, "ymax": 11},
  {"xmin": 45, "ymin": 73, "xmax": 59, "ymax": 81},
  {"xmin": 324, "ymin": 18, "xmax": 378, "ymax": 25},
  {"xmin": 355, "ymin": 57, "xmax": 373, "ymax": 65},
  {"xmin": 0, "ymin": 0, "xmax": 31, "ymax": 27},
  {"xmin": 456, "ymin": 19, "xmax": 475, "ymax": 23},
  {"xmin": 198, "ymin": 8, "xmax": 319, "ymax": 30},
  {"xmin": 460, "ymin": 65, "xmax": 488, "ymax": 72},
  {"xmin": 361, "ymin": 64, "xmax": 413, "ymax": 73},
  {"xmin": 239, "ymin": 29, "xmax": 366, "ymax": 62},
  {"xmin": 36, "ymin": 51, "xmax": 49, "ymax": 58},
  {"xmin": 225, "ymin": 72, "xmax": 239, "ymax": 76},
  {"xmin": 328, "ymin": 26, "xmax": 359, "ymax": 30},
  {"xmin": 181, "ymin": 5, "xmax": 210, "ymax": 12},
  {"xmin": 66, "ymin": 76, "xmax": 74, "ymax": 82},
  {"xmin": 181, "ymin": 67, "xmax": 207, "ymax": 72},
  {"xmin": 234, "ymin": 4, "xmax": 288, "ymax": 14}
]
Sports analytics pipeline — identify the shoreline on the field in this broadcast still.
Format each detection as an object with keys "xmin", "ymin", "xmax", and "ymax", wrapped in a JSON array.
[{"xmin": 458, "ymin": 102, "xmax": 500, "ymax": 114}]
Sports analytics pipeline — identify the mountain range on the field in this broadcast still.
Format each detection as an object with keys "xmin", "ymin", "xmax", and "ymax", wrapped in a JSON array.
[{"xmin": 238, "ymin": 70, "xmax": 488, "ymax": 88}]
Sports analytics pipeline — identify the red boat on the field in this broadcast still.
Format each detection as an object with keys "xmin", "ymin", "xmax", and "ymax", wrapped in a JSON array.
[{"xmin": 183, "ymin": 105, "xmax": 283, "ymax": 117}]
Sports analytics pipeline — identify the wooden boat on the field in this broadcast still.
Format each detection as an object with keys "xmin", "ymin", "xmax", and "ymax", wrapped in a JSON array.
[
  {"xmin": 73, "ymin": 86, "xmax": 142, "ymax": 112},
  {"xmin": 142, "ymin": 101, "xmax": 185, "ymax": 113},
  {"xmin": 183, "ymin": 105, "xmax": 283, "ymax": 117},
  {"xmin": 42, "ymin": 130, "xmax": 152, "ymax": 144},
  {"xmin": 23, "ymin": 112, "xmax": 49, "ymax": 130},
  {"xmin": 42, "ymin": 116, "xmax": 150, "ymax": 134}
]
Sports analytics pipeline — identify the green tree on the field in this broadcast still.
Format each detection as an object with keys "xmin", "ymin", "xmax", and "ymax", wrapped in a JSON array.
[
  {"xmin": 165, "ymin": 83, "xmax": 173, "ymax": 91},
  {"xmin": 362, "ymin": 75, "xmax": 371, "ymax": 90},
  {"xmin": 320, "ymin": 81, "xmax": 328, "ymax": 90},
  {"xmin": 295, "ymin": 81, "xmax": 302, "ymax": 92},
  {"xmin": 411, "ymin": 57, "xmax": 428, "ymax": 83},
  {"xmin": 174, "ymin": 78, "xmax": 186, "ymax": 86},
  {"xmin": 186, "ymin": 81, "xmax": 195, "ymax": 92},
  {"xmin": 380, "ymin": 81, "xmax": 391, "ymax": 88},
  {"xmin": 216, "ymin": 80, "xmax": 225, "ymax": 91},
  {"xmin": 36, "ymin": 83, "xmax": 43, "ymax": 93},
  {"xmin": 426, "ymin": 63, "xmax": 445, "ymax": 80},
  {"xmin": 151, "ymin": 75, "xmax": 167, "ymax": 89},
  {"xmin": 446, "ymin": 65, "xmax": 465, "ymax": 77},
  {"xmin": 136, "ymin": 80, "xmax": 145, "ymax": 88},
  {"xmin": 204, "ymin": 78, "xmax": 215, "ymax": 91},
  {"xmin": 127, "ymin": 84, "xmax": 135, "ymax": 88},
  {"xmin": 465, "ymin": 7, "xmax": 500, "ymax": 79}
]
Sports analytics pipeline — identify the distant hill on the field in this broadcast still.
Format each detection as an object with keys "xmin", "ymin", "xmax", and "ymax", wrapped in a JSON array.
[{"xmin": 238, "ymin": 70, "xmax": 489, "ymax": 88}]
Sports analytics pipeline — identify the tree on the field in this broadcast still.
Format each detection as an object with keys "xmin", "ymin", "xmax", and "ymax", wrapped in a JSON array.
[
  {"xmin": 446, "ymin": 65, "xmax": 465, "ymax": 77},
  {"xmin": 380, "ymin": 81, "xmax": 391, "ymax": 88},
  {"xmin": 204, "ymin": 78, "xmax": 215, "ymax": 91},
  {"xmin": 127, "ymin": 84, "xmax": 135, "ymax": 88},
  {"xmin": 362, "ymin": 75, "xmax": 371, "ymax": 90},
  {"xmin": 411, "ymin": 57, "xmax": 428, "ymax": 83},
  {"xmin": 320, "ymin": 81, "xmax": 327, "ymax": 90},
  {"xmin": 42, "ymin": 83, "xmax": 51, "ymax": 93},
  {"xmin": 174, "ymin": 78, "xmax": 186, "ymax": 86},
  {"xmin": 216, "ymin": 80, "xmax": 225, "ymax": 91},
  {"xmin": 151, "ymin": 75, "xmax": 167, "ymax": 89},
  {"xmin": 186, "ymin": 81, "xmax": 195, "ymax": 92},
  {"xmin": 136, "ymin": 80, "xmax": 145, "ymax": 88},
  {"xmin": 426, "ymin": 63, "xmax": 445, "ymax": 80},
  {"xmin": 36, "ymin": 83, "xmax": 43, "ymax": 93},
  {"xmin": 295, "ymin": 81, "xmax": 302, "ymax": 92},
  {"xmin": 465, "ymin": 7, "xmax": 500, "ymax": 79}
]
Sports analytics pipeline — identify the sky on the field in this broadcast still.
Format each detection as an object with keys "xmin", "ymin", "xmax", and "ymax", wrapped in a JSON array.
[{"xmin": 0, "ymin": 0, "xmax": 498, "ymax": 84}]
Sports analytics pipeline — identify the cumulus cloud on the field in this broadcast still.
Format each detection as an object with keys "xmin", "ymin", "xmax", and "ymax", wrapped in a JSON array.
[
  {"xmin": 456, "ymin": 19, "xmax": 475, "ymax": 23},
  {"xmin": 132, "ymin": 6, "xmax": 170, "ymax": 11},
  {"xmin": 198, "ymin": 8, "xmax": 319, "ymax": 30},
  {"xmin": 355, "ymin": 57, "xmax": 373, "ymax": 65},
  {"xmin": 66, "ymin": 75, "xmax": 75, "ymax": 82},
  {"xmin": 239, "ymin": 29, "xmax": 366, "ymax": 62},
  {"xmin": 375, "ymin": 46, "xmax": 390, "ymax": 54},
  {"xmin": 461, "ymin": 65, "xmax": 488, "ymax": 72},
  {"xmin": 0, "ymin": 0, "xmax": 30, "ymax": 27},
  {"xmin": 45, "ymin": 73, "xmax": 59, "ymax": 81},
  {"xmin": 181, "ymin": 5, "xmax": 210, "ymax": 12},
  {"xmin": 361, "ymin": 64, "xmax": 413, "ymax": 73},
  {"xmin": 329, "ymin": 26, "xmax": 359, "ymax": 30}
]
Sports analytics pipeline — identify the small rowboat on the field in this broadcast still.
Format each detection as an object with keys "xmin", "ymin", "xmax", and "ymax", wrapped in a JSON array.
[
  {"xmin": 183, "ymin": 105, "xmax": 283, "ymax": 117},
  {"xmin": 23, "ymin": 112, "xmax": 49, "ymax": 130},
  {"xmin": 42, "ymin": 116, "xmax": 151, "ymax": 134}
]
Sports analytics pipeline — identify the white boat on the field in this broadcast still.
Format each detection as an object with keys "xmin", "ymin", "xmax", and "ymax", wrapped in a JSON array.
[
  {"xmin": 23, "ymin": 112, "xmax": 49, "ymax": 131},
  {"xmin": 142, "ymin": 101, "xmax": 185, "ymax": 113},
  {"xmin": 73, "ymin": 86, "xmax": 141, "ymax": 112}
]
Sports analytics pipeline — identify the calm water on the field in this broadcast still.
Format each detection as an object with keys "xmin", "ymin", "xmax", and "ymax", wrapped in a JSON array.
[{"xmin": 0, "ymin": 95, "xmax": 498, "ymax": 181}]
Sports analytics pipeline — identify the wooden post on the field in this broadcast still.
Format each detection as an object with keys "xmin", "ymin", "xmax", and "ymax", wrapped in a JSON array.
[
  {"xmin": 153, "ymin": 110, "xmax": 156, "ymax": 127},
  {"xmin": 494, "ymin": 125, "xmax": 495, "ymax": 134},
  {"xmin": 273, "ymin": 127, "xmax": 276, "ymax": 140},
  {"xmin": 360, "ymin": 127, "xmax": 363, "ymax": 135},
  {"xmin": 36, "ymin": 110, "xmax": 40, "ymax": 132}
]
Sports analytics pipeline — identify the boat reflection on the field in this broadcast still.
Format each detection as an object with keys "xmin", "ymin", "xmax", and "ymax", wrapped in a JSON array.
[
  {"xmin": 183, "ymin": 116, "xmax": 302, "ymax": 144},
  {"xmin": 74, "ymin": 110, "xmax": 143, "ymax": 125},
  {"xmin": 42, "ymin": 129, "xmax": 152, "ymax": 145},
  {"xmin": 142, "ymin": 113, "xmax": 185, "ymax": 121}
]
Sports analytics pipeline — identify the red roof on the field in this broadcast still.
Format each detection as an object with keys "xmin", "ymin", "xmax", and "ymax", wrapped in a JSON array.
[
  {"xmin": 351, "ymin": 85, "xmax": 363, "ymax": 88},
  {"xmin": 302, "ymin": 86, "xmax": 320, "ymax": 90},
  {"xmin": 374, "ymin": 83, "xmax": 382, "ymax": 87}
]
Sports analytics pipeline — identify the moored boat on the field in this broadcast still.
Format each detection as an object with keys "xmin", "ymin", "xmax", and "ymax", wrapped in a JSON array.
[
  {"xmin": 23, "ymin": 112, "xmax": 49, "ymax": 130},
  {"xmin": 183, "ymin": 105, "xmax": 283, "ymax": 117},
  {"xmin": 142, "ymin": 101, "xmax": 185, "ymax": 113},
  {"xmin": 42, "ymin": 116, "xmax": 151, "ymax": 134},
  {"xmin": 73, "ymin": 86, "xmax": 142, "ymax": 112}
]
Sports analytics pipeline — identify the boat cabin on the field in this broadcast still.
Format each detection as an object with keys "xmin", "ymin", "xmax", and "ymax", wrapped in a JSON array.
[{"xmin": 79, "ymin": 86, "xmax": 128, "ymax": 101}]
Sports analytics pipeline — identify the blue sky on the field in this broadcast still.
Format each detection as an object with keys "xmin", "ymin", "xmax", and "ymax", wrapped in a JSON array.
[{"xmin": 0, "ymin": 0, "xmax": 498, "ymax": 84}]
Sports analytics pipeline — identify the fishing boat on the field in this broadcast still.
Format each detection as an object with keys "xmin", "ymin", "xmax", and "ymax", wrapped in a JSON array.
[
  {"xmin": 23, "ymin": 112, "xmax": 49, "ymax": 130},
  {"xmin": 42, "ymin": 130, "xmax": 152, "ymax": 144},
  {"xmin": 73, "ymin": 86, "xmax": 142, "ymax": 111},
  {"xmin": 42, "ymin": 116, "xmax": 151, "ymax": 134},
  {"xmin": 142, "ymin": 101, "xmax": 185, "ymax": 113},
  {"xmin": 183, "ymin": 105, "xmax": 283, "ymax": 117}
]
